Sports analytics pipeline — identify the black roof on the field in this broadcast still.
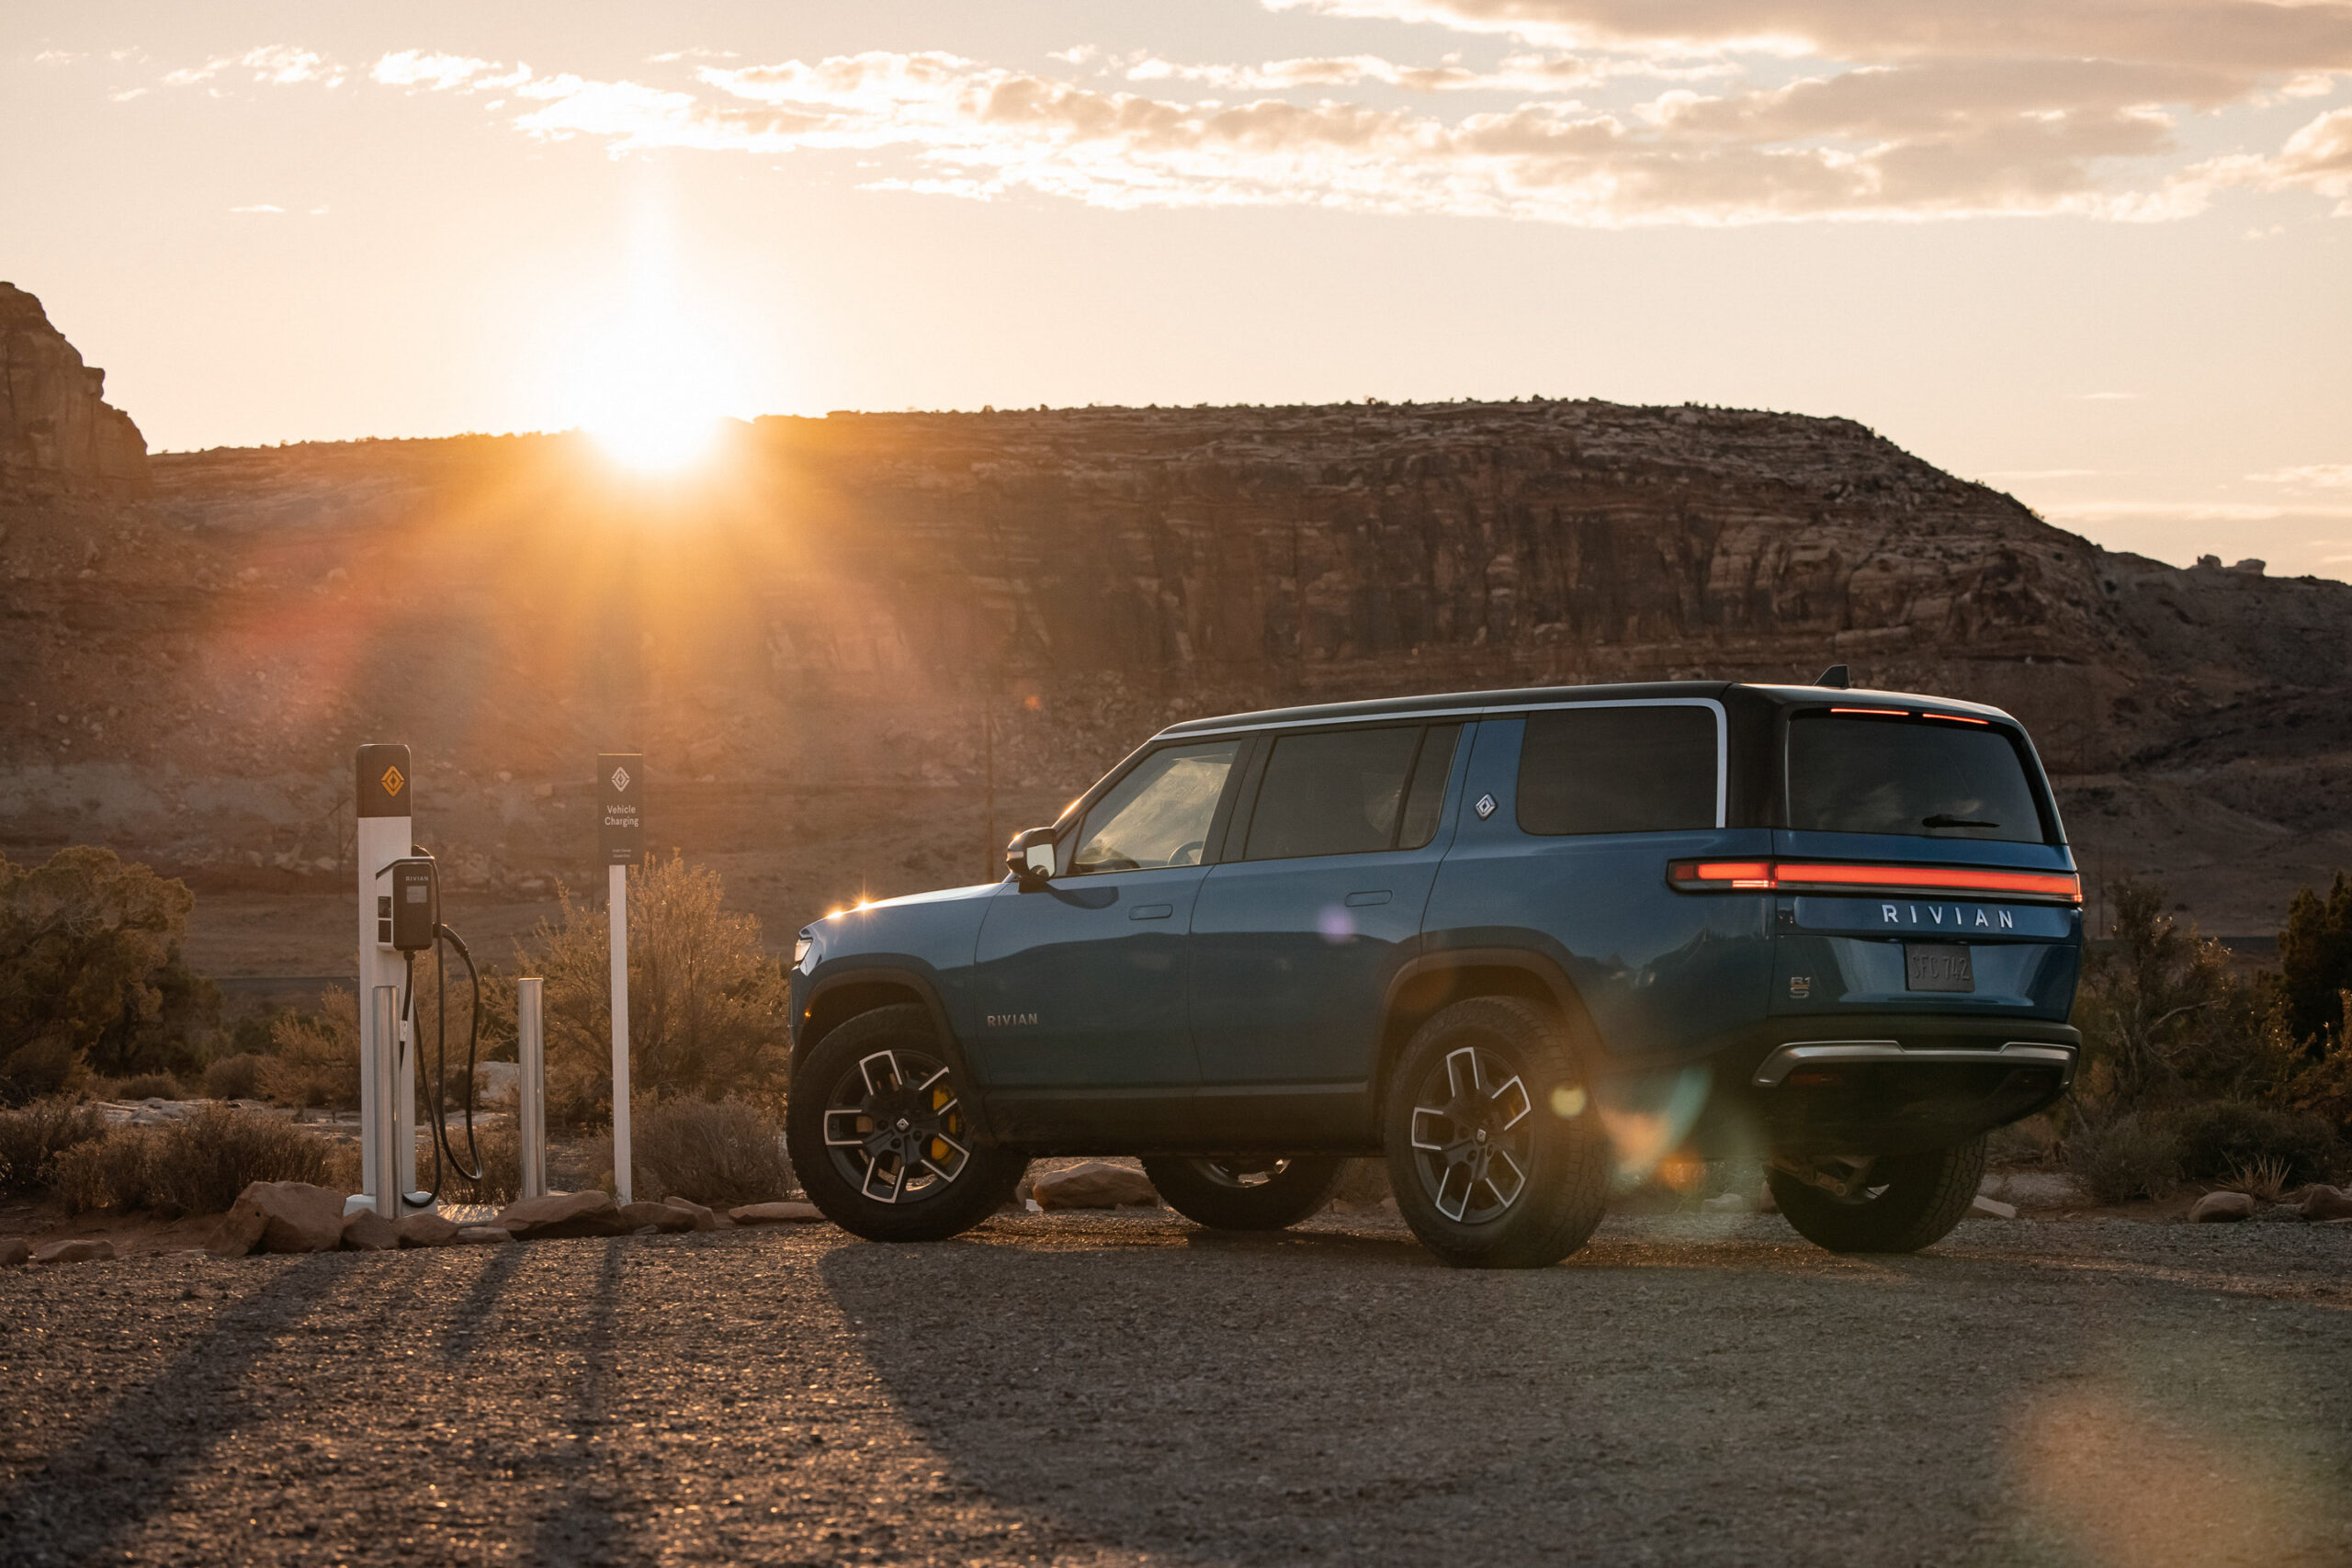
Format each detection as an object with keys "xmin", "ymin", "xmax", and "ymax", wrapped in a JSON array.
[{"xmin": 1158, "ymin": 681, "xmax": 2016, "ymax": 737}]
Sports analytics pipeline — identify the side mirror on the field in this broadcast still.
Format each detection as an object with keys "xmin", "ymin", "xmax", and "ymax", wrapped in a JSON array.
[{"xmin": 1006, "ymin": 827, "xmax": 1058, "ymax": 890}]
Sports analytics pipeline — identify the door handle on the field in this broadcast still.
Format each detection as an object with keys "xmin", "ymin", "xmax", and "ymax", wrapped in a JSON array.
[
  {"xmin": 1344, "ymin": 890, "xmax": 1393, "ymax": 907},
  {"xmin": 1129, "ymin": 903, "xmax": 1175, "ymax": 920}
]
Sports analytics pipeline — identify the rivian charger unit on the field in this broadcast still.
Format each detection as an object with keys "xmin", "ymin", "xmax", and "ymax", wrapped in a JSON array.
[{"xmin": 356, "ymin": 743, "xmax": 421, "ymax": 1214}]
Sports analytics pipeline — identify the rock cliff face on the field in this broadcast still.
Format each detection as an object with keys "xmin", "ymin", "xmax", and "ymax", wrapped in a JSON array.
[
  {"xmin": 2, "ymin": 394, "xmax": 2349, "ymax": 956},
  {"xmin": 0, "ymin": 284, "xmax": 148, "ymax": 495}
]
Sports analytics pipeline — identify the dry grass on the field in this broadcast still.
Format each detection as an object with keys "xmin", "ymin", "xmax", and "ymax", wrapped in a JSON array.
[
  {"xmin": 51, "ymin": 1104, "xmax": 337, "ymax": 1215},
  {"xmin": 112, "ymin": 1072, "xmax": 188, "ymax": 1100},
  {"xmin": 0, "ymin": 1096, "xmax": 111, "ymax": 1195},
  {"xmin": 629, "ymin": 1099, "xmax": 796, "ymax": 1207},
  {"xmin": 2220, "ymin": 1154, "xmax": 2295, "ymax": 1203},
  {"xmin": 2064, "ymin": 1111, "xmax": 2182, "ymax": 1204}
]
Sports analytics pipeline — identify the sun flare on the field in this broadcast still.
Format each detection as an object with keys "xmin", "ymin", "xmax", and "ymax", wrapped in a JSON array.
[
  {"xmin": 590, "ymin": 403, "xmax": 721, "ymax": 475},
  {"xmin": 567, "ymin": 200, "xmax": 741, "ymax": 477}
]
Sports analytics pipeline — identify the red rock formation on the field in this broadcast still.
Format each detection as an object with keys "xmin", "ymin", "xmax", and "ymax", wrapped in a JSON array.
[{"xmin": 1, "ymin": 283, "xmax": 148, "ymax": 495}]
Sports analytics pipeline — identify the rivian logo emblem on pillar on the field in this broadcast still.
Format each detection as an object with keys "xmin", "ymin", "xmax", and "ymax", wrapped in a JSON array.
[
  {"xmin": 610, "ymin": 765, "xmax": 631, "ymax": 794},
  {"xmin": 380, "ymin": 764, "xmax": 405, "ymax": 797}
]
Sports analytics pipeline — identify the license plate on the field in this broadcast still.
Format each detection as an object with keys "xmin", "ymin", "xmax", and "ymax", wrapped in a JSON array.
[{"xmin": 1905, "ymin": 943, "xmax": 1974, "ymax": 993}]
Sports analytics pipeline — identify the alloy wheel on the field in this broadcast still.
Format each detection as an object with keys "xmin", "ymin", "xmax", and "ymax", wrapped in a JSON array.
[
  {"xmin": 820, "ymin": 1048, "xmax": 971, "ymax": 1204},
  {"xmin": 1408, "ymin": 1044, "xmax": 1533, "ymax": 1224}
]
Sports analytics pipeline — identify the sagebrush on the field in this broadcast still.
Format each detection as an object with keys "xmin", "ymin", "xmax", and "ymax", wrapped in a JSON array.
[
  {"xmin": 51, "ymin": 1104, "xmax": 336, "ymax": 1215},
  {"xmin": 628, "ymin": 1098, "xmax": 796, "ymax": 1207},
  {"xmin": 523, "ymin": 855, "xmax": 792, "ymax": 1126},
  {"xmin": 2064, "ymin": 1111, "xmax": 2180, "ymax": 1204},
  {"xmin": 0, "ymin": 1096, "xmax": 111, "ymax": 1195}
]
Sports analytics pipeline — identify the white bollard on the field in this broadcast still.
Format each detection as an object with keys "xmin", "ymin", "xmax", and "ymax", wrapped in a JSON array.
[
  {"xmin": 609, "ymin": 862, "xmax": 632, "ymax": 1204},
  {"xmin": 517, "ymin": 977, "xmax": 547, "ymax": 1200},
  {"xmin": 368, "ymin": 986, "xmax": 401, "ymax": 1218}
]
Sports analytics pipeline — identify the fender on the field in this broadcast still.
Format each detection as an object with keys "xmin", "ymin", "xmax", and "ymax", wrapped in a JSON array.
[
  {"xmin": 802, "ymin": 964, "xmax": 1001, "ymax": 1146},
  {"xmin": 1375, "ymin": 946, "xmax": 1612, "ymax": 1100}
]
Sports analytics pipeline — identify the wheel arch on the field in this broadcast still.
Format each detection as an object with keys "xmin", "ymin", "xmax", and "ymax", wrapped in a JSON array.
[
  {"xmin": 1374, "ymin": 949, "xmax": 1605, "ymax": 1108},
  {"xmin": 800, "ymin": 966, "xmax": 1000, "ymax": 1145}
]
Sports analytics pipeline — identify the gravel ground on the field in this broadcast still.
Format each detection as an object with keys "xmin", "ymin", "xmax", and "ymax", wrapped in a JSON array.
[{"xmin": 3, "ymin": 1210, "xmax": 2348, "ymax": 1567}]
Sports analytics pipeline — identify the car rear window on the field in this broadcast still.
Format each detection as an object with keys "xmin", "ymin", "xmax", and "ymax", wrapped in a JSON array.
[
  {"xmin": 1785, "ymin": 714, "xmax": 2047, "ymax": 843},
  {"xmin": 1517, "ymin": 705, "xmax": 1719, "ymax": 836}
]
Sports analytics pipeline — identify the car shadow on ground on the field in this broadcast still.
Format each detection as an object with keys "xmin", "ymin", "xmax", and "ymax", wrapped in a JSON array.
[{"xmin": 811, "ymin": 1216, "xmax": 2352, "ymax": 1566}]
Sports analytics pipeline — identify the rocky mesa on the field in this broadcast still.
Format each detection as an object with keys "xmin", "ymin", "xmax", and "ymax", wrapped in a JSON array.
[{"xmin": 2, "ymin": 298, "xmax": 2349, "ymax": 969}]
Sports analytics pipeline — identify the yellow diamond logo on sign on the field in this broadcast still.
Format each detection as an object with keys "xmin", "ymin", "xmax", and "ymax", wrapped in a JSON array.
[{"xmin": 380, "ymin": 764, "xmax": 405, "ymax": 797}]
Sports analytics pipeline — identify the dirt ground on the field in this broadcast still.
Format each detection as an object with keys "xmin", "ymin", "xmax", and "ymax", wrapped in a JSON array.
[{"xmin": 3, "ymin": 1210, "xmax": 2346, "ymax": 1568}]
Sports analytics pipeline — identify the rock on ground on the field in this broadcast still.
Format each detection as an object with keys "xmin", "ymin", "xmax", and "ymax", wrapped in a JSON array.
[
  {"xmin": 340, "ymin": 1210, "xmax": 400, "ymax": 1251},
  {"xmin": 618, "ymin": 1201, "xmax": 695, "ymax": 1234},
  {"xmin": 730, "ymin": 1201, "xmax": 824, "ymax": 1224},
  {"xmin": 2190, "ymin": 1190, "xmax": 2258, "ymax": 1223},
  {"xmin": 392, "ymin": 1212, "xmax": 462, "ymax": 1247},
  {"xmin": 211, "ymin": 1181, "xmax": 348, "ymax": 1256},
  {"xmin": 2301, "ymin": 1185, "xmax": 2352, "ymax": 1222},
  {"xmin": 660, "ymin": 1198, "xmax": 723, "ymax": 1231},
  {"xmin": 456, "ymin": 1226, "xmax": 514, "ymax": 1246},
  {"xmin": 0, "ymin": 1236, "xmax": 28, "ymax": 1266},
  {"xmin": 31, "ymin": 1238, "xmax": 116, "ymax": 1264},
  {"xmin": 1033, "ymin": 1161, "xmax": 1159, "ymax": 1210},
  {"xmin": 494, "ymin": 1190, "xmax": 627, "ymax": 1239}
]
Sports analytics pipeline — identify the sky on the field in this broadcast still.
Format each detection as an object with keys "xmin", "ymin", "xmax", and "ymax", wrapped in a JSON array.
[{"xmin": 4, "ymin": 0, "xmax": 2349, "ymax": 574}]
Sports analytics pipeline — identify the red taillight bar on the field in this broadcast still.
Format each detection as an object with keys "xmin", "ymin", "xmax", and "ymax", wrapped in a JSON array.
[{"xmin": 1671, "ymin": 860, "xmax": 2080, "ymax": 903}]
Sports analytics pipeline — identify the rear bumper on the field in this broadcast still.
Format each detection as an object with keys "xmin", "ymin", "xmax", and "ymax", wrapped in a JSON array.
[
  {"xmin": 1752, "ymin": 1038, "xmax": 2075, "ymax": 1088},
  {"xmin": 1686, "ymin": 1013, "xmax": 2078, "ymax": 1157}
]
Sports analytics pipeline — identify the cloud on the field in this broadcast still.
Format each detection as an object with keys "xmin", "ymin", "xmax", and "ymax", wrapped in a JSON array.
[
  {"xmin": 1261, "ymin": 0, "xmax": 2352, "ymax": 73},
  {"xmin": 2252, "ymin": 463, "xmax": 2352, "ymax": 488},
  {"xmin": 135, "ymin": 14, "xmax": 2352, "ymax": 228},
  {"xmin": 164, "ymin": 45, "xmax": 343, "ymax": 89}
]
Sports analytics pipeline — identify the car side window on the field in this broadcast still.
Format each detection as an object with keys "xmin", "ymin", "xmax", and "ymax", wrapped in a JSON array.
[
  {"xmin": 1069, "ymin": 740, "xmax": 1239, "ymax": 874},
  {"xmin": 1243, "ymin": 726, "xmax": 1429, "ymax": 861},
  {"xmin": 1518, "ymin": 705, "xmax": 1718, "ymax": 835}
]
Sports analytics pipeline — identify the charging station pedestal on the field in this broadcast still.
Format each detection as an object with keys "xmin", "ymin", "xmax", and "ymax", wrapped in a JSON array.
[{"xmin": 355, "ymin": 744, "xmax": 421, "ymax": 1215}]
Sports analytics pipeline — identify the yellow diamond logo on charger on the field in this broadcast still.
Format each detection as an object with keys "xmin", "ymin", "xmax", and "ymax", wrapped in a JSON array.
[{"xmin": 380, "ymin": 764, "xmax": 405, "ymax": 796}]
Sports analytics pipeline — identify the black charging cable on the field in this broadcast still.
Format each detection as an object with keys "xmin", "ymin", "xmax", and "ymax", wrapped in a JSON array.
[{"xmin": 392, "ymin": 880, "xmax": 486, "ymax": 1205}]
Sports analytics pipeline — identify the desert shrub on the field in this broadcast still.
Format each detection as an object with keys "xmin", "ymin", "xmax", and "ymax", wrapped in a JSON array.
[
  {"xmin": 2172, "ymin": 1100, "xmax": 2338, "ymax": 1185},
  {"xmin": 2064, "ymin": 1111, "xmax": 2182, "ymax": 1203},
  {"xmin": 2277, "ymin": 873, "xmax": 2352, "ymax": 1044},
  {"xmin": 203, "ymin": 1052, "xmax": 271, "ymax": 1101},
  {"xmin": 115, "ymin": 1072, "xmax": 187, "ymax": 1100},
  {"xmin": 0, "ymin": 1035, "xmax": 90, "ymax": 1105},
  {"xmin": 0, "ymin": 846, "xmax": 219, "ymax": 1097},
  {"xmin": 0, "ymin": 1095, "xmax": 111, "ymax": 1195},
  {"xmin": 52, "ymin": 1104, "xmax": 336, "ymax": 1215},
  {"xmin": 629, "ymin": 1098, "xmax": 795, "ymax": 1206},
  {"xmin": 2073, "ymin": 879, "xmax": 2279, "ymax": 1111},
  {"xmin": 525, "ymin": 855, "xmax": 791, "ymax": 1127},
  {"xmin": 261, "ymin": 987, "xmax": 361, "ymax": 1110}
]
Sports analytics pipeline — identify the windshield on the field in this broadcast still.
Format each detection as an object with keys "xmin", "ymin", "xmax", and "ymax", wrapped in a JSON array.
[{"xmin": 1785, "ymin": 714, "xmax": 2048, "ymax": 844}]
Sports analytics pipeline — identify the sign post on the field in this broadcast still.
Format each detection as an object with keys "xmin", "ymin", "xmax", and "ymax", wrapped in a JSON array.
[{"xmin": 599, "ymin": 753, "xmax": 644, "ymax": 1203}]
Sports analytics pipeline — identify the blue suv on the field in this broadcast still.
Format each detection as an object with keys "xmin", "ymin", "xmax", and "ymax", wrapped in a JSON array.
[{"xmin": 784, "ymin": 680, "xmax": 2083, "ymax": 1268}]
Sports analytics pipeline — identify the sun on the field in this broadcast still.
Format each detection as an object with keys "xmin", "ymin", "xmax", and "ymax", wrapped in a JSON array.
[{"xmin": 590, "ymin": 400, "xmax": 721, "ymax": 475}]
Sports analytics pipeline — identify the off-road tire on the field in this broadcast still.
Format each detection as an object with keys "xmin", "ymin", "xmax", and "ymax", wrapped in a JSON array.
[
  {"xmin": 1383, "ymin": 996, "xmax": 1608, "ymax": 1269},
  {"xmin": 1768, "ymin": 1136, "xmax": 1987, "ymax": 1254},
  {"xmin": 1141, "ymin": 1156, "xmax": 1344, "ymax": 1230},
  {"xmin": 787, "ymin": 1005, "xmax": 1027, "ymax": 1243}
]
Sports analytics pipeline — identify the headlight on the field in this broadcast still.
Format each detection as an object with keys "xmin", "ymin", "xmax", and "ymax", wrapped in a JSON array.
[{"xmin": 794, "ymin": 929, "xmax": 816, "ymax": 972}]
